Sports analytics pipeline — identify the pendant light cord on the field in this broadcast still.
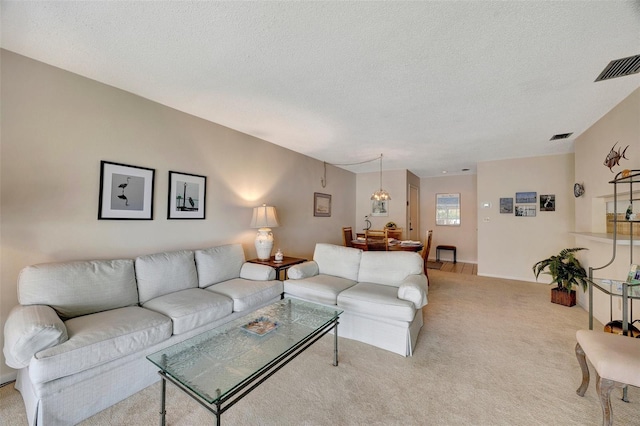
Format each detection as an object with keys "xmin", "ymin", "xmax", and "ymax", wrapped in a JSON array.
[{"xmin": 321, "ymin": 154, "xmax": 383, "ymax": 188}]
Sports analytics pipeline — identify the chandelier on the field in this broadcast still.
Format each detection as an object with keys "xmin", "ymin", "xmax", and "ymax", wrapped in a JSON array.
[{"xmin": 371, "ymin": 154, "xmax": 391, "ymax": 201}]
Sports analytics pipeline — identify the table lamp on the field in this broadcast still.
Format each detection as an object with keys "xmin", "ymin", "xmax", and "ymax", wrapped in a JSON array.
[{"xmin": 250, "ymin": 204, "xmax": 280, "ymax": 260}]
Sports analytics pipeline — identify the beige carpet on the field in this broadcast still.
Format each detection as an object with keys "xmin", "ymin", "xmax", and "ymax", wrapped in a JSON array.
[{"xmin": 1, "ymin": 270, "xmax": 638, "ymax": 425}]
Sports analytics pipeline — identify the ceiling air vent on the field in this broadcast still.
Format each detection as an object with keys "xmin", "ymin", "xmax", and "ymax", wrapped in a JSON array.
[
  {"xmin": 550, "ymin": 132, "xmax": 573, "ymax": 141},
  {"xmin": 595, "ymin": 54, "xmax": 640, "ymax": 82}
]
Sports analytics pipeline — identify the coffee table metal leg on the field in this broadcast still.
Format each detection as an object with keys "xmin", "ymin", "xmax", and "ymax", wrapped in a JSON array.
[
  {"xmin": 160, "ymin": 376, "xmax": 166, "ymax": 426},
  {"xmin": 333, "ymin": 321, "xmax": 339, "ymax": 367}
]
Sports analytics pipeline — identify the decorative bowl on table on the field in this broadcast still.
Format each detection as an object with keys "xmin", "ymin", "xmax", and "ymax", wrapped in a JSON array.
[{"xmin": 241, "ymin": 317, "xmax": 279, "ymax": 336}]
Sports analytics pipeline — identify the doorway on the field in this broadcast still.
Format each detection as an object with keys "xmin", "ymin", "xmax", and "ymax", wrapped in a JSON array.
[{"xmin": 408, "ymin": 184, "xmax": 419, "ymax": 241}]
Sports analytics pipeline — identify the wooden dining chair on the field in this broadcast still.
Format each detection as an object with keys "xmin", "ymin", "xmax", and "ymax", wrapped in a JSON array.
[
  {"xmin": 365, "ymin": 229, "xmax": 388, "ymax": 251},
  {"xmin": 342, "ymin": 227, "xmax": 354, "ymax": 248},
  {"xmin": 386, "ymin": 228, "xmax": 403, "ymax": 241},
  {"xmin": 422, "ymin": 230, "xmax": 433, "ymax": 281}
]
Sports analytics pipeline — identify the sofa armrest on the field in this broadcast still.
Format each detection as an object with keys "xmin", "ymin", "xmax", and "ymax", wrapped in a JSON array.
[
  {"xmin": 3, "ymin": 305, "xmax": 68, "ymax": 369},
  {"xmin": 240, "ymin": 263, "xmax": 276, "ymax": 281},
  {"xmin": 287, "ymin": 261, "xmax": 319, "ymax": 280},
  {"xmin": 397, "ymin": 274, "xmax": 428, "ymax": 309}
]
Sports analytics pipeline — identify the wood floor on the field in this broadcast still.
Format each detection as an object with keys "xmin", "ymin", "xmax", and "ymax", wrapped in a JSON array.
[{"xmin": 431, "ymin": 261, "xmax": 477, "ymax": 275}]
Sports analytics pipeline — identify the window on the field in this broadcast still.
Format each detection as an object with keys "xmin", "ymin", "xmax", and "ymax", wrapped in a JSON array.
[{"xmin": 436, "ymin": 193, "xmax": 460, "ymax": 226}]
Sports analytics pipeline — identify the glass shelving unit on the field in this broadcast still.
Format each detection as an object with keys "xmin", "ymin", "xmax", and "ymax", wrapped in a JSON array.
[{"xmin": 588, "ymin": 169, "xmax": 640, "ymax": 336}]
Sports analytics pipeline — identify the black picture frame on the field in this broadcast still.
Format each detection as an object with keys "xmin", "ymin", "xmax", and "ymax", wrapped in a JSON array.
[
  {"xmin": 540, "ymin": 194, "xmax": 556, "ymax": 212},
  {"xmin": 314, "ymin": 192, "xmax": 331, "ymax": 217},
  {"xmin": 98, "ymin": 161, "xmax": 155, "ymax": 220},
  {"xmin": 168, "ymin": 171, "xmax": 207, "ymax": 219}
]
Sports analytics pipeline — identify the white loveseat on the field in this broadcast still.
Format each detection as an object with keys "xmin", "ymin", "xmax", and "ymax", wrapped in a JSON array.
[
  {"xmin": 283, "ymin": 243, "xmax": 428, "ymax": 356},
  {"xmin": 3, "ymin": 244, "xmax": 282, "ymax": 426}
]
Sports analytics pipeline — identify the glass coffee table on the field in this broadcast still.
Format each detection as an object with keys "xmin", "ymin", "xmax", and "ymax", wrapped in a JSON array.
[{"xmin": 147, "ymin": 298, "xmax": 342, "ymax": 425}]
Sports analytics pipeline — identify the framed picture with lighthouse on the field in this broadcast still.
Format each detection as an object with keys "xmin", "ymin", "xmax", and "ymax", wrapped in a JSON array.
[
  {"xmin": 98, "ymin": 161, "xmax": 155, "ymax": 220},
  {"xmin": 168, "ymin": 171, "xmax": 206, "ymax": 219}
]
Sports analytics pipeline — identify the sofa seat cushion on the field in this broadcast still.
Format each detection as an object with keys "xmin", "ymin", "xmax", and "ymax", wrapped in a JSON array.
[
  {"xmin": 142, "ymin": 288, "xmax": 233, "ymax": 335},
  {"xmin": 206, "ymin": 278, "xmax": 283, "ymax": 312},
  {"xmin": 28, "ymin": 306, "xmax": 172, "ymax": 384},
  {"xmin": 284, "ymin": 274, "xmax": 356, "ymax": 305},
  {"xmin": 337, "ymin": 282, "xmax": 416, "ymax": 322}
]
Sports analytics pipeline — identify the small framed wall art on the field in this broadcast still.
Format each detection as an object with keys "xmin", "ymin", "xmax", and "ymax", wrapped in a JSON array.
[
  {"xmin": 98, "ymin": 161, "xmax": 155, "ymax": 220},
  {"xmin": 499, "ymin": 197, "xmax": 514, "ymax": 214},
  {"xmin": 515, "ymin": 192, "xmax": 537, "ymax": 203},
  {"xmin": 371, "ymin": 199, "xmax": 389, "ymax": 217},
  {"xmin": 539, "ymin": 194, "xmax": 555, "ymax": 212},
  {"xmin": 515, "ymin": 205, "xmax": 536, "ymax": 217},
  {"xmin": 314, "ymin": 192, "xmax": 331, "ymax": 217},
  {"xmin": 436, "ymin": 193, "xmax": 460, "ymax": 225},
  {"xmin": 168, "ymin": 171, "xmax": 206, "ymax": 219}
]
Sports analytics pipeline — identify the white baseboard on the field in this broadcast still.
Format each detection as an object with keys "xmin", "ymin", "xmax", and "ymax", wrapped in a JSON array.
[
  {"xmin": 427, "ymin": 258, "xmax": 477, "ymax": 265},
  {"xmin": 1, "ymin": 371, "xmax": 17, "ymax": 386},
  {"xmin": 476, "ymin": 272, "xmax": 539, "ymax": 283}
]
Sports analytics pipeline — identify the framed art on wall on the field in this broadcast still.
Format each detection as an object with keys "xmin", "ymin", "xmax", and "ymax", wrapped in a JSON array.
[
  {"xmin": 539, "ymin": 194, "xmax": 555, "ymax": 211},
  {"xmin": 500, "ymin": 197, "xmax": 514, "ymax": 214},
  {"xmin": 436, "ymin": 193, "xmax": 460, "ymax": 225},
  {"xmin": 515, "ymin": 191, "xmax": 537, "ymax": 203},
  {"xmin": 168, "ymin": 171, "xmax": 206, "ymax": 219},
  {"xmin": 98, "ymin": 161, "xmax": 155, "ymax": 220},
  {"xmin": 371, "ymin": 200, "xmax": 389, "ymax": 217},
  {"xmin": 314, "ymin": 192, "xmax": 331, "ymax": 217},
  {"xmin": 515, "ymin": 205, "xmax": 536, "ymax": 217}
]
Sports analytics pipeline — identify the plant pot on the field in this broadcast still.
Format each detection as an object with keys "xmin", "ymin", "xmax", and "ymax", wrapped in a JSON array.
[{"xmin": 551, "ymin": 287, "xmax": 576, "ymax": 307}]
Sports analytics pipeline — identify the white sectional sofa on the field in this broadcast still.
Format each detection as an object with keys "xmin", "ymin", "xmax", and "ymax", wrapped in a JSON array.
[
  {"xmin": 3, "ymin": 244, "xmax": 282, "ymax": 426},
  {"xmin": 284, "ymin": 243, "xmax": 428, "ymax": 357}
]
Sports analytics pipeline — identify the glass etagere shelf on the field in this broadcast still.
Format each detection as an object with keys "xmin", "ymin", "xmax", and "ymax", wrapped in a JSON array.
[
  {"xmin": 587, "ymin": 278, "xmax": 640, "ymax": 335},
  {"xmin": 589, "ymin": 278, "xmax": 640, "ymax": 299}
]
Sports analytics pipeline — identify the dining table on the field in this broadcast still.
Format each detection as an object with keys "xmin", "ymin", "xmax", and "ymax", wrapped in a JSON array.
[{"xmin": 351, "ymin": 239, "xmax": 423, "ymax": 252}]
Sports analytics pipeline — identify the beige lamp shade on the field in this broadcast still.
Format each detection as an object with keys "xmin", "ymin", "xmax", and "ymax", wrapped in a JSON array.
[
  {"xmin": 250, "ymin": 204, "xmax": 279, "ymax": 260},
  {"xmin": 250, "ymin": 204, "xmax": 280, "ymax": 229}
]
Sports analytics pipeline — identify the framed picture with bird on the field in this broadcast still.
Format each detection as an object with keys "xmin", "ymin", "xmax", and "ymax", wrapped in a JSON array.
[
  {"xmin": 168, "ymin": 171, "xmax": 206, "ymax": 219},
  {"xmin": 98, "ymin": 161, "xmax": 155, "ymax": 220}
]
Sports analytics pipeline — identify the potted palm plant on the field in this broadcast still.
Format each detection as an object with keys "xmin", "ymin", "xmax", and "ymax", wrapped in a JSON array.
[{"xmin": 532, "ymin": 247, "xmax": 588, "ymax": 307}]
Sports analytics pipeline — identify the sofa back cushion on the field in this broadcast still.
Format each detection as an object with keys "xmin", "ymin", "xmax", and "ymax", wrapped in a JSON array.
[
  {"xmin": 358, "ymin": 252, "xmax": 423, "ymax": 287},
  {"xmin": 195, "ymin": 244, "xmax": 245, "ymax": 287},
  {"xmin": 135, "ymin": 250, "xmax": 198, "ymax": 304},
  {"xmin": 18, "ymin": 259, "xmax": 138, "ymax": 320},
  {"xmin": 313, "ymin": 243, "xmax": 362, "ymax": 281}
]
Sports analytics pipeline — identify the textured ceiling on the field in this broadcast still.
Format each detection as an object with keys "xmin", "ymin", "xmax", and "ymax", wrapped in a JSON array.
[{"xmin": 2, "ymin": 1, "xmax": 639, "ymax": 177}]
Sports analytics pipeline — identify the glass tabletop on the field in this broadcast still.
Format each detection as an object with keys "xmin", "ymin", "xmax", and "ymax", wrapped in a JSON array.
[
  {"xmin": 589, "ymin": 278, "xmax": 640, "ymax": 299},
  {"xmin": 147, "ymin": 298, "xmax": 342, "ymax": 404}
]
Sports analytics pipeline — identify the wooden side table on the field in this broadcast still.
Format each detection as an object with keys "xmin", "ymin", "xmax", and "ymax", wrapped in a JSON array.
[{"xmin": 247, "ymin": 256, "xmax": 307, "ymax": 281}]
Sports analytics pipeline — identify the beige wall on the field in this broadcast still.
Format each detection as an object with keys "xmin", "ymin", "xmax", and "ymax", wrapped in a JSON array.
[
  {"xmin": 477, "ymin": 154, "xmax": 575, "ymax": 281},
  {"xmin": 0, "ymin": 50, "xmax": 356, "ymax": 382},
  {"xmin": 573, "ymin": 88, "xmax": 640, "ymax": 324},
  {"xmin": 420, "ymin": 174, "xmax": 478, "ymax": 263},
  {"xmin": 575, "ymin": 87, "xmax": 640, "ymax": 234}
]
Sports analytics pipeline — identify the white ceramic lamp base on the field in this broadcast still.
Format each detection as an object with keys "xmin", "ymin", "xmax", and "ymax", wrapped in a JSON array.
[{"xmin": 255, "ymin": 228, "xmax": 274, "ymax": 260}]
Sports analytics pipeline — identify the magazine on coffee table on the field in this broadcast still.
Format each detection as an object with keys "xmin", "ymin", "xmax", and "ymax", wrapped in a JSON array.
[{"xmin": 241, "ymin": 317, "xmax": 279, "ymax": 336}]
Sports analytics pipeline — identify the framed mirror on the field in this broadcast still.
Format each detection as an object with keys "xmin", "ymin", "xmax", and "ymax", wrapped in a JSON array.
[{"xmin": 436, "ymin": 193, "xmax": 460, "ymax": 226}]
